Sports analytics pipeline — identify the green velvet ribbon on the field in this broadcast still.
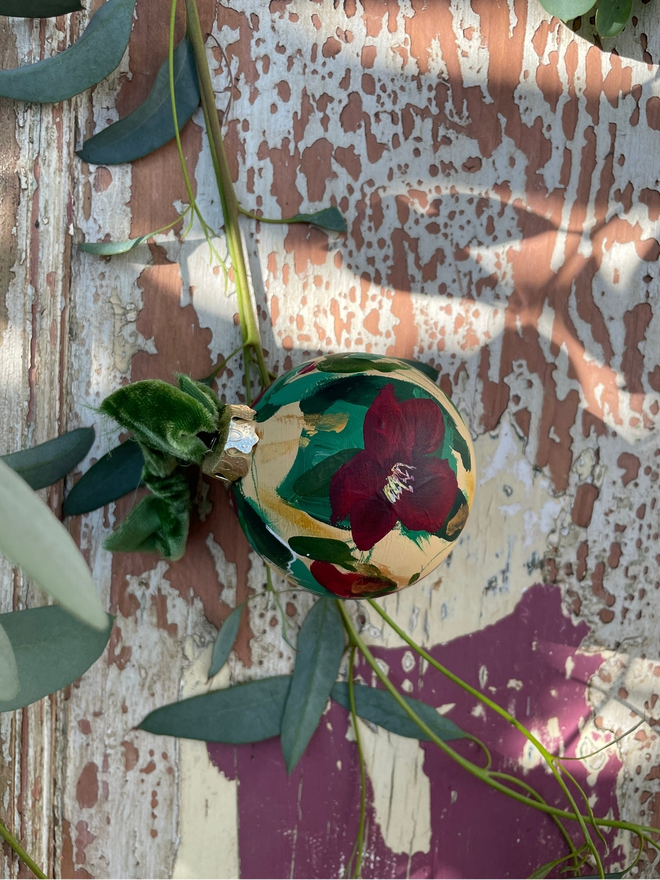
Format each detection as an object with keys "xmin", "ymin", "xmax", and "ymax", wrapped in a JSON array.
[{"xmin": 101, "ymin": 376, "xmax": 230, "ymax": 561}]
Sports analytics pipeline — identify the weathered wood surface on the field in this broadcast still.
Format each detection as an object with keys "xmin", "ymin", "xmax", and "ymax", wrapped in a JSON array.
[{"xmin": 2, "ymin": 0, "xmax": 660, "ymax": 876}]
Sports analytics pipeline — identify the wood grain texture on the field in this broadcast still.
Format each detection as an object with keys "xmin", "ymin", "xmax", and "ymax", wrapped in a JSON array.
[{"xmin": 2, "ymin": 0, "xmax": 660, "ymax": 876}]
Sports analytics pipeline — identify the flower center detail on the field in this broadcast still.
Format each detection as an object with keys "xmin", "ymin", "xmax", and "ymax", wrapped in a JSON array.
[{"xmin": 383, "ymin": 462, "xmax": 416, "ymax": 503}]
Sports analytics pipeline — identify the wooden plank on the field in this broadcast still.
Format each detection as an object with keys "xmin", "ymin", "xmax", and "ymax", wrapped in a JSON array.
[{"xmin": 1, "ymin": 0, "xmax": 660, "ymax": 876}]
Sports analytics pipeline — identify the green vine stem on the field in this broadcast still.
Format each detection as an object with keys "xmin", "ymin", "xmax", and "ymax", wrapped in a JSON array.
[
  {"xmin": 0, "ymin": 818, "xmax": 46, "ymax": 879},
  {"xmin": 366, "ymin": 600, "xmax": 616, "ymax": 870},
  {"xmin": 345, "ymin": 645, "xmax": 366, "ymax": 879},
  {"xmin": 183, "ymin": 0, "xmax": 269, "ymax": 399},
  {"xmin": 336, "ymin": 601, "xmax": 660, "ymax": 874}
]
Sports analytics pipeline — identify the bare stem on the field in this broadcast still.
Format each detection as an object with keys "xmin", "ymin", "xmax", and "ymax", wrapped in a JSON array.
[{"xmin": 184, "ymin": 0, "xmax": 269, "ymax": 393}]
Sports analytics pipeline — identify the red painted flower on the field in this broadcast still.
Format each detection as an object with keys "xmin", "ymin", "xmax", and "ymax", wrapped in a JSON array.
[
  {"xmin": 329, "ymin": 384, "xmax": 459, "ymax": 551},
  {"xmin": 310, "ymin": 561, "xmax": 396, "ymax": 598}
]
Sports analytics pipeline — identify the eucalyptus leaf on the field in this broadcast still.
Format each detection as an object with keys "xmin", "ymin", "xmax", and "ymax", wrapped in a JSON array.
[
  {"xmin": 63, "ymin": 440, "xmax": 144, "ymax": 517},
  {"xmin": 286, "ymin": 207, "xmax": 347, "ymax": 233},
  {"xmin": 537, "ymin": 0, "xmax": 597, "ymax": 20},
  {"xmin": 0, "ymin": 623, "xmax": 18, "ymax": 702},
  {"xmin": 209, "ymin": 603, "xmax": 244, "ymax": 678},
  {"xmin": 139, "ymin": 675, "xmax": 291, "ymax": 743},
  {"xmin": 0, "ymin": 459, "xmax": 107, "ymax": 629},
  {"xmin": 79, "ymin": 234, "xmax": 152, "ymax": 255},
  {"xmin": 0, "ymin": 606, "xmax": 112, "ymax": 713},
  {"xmin": 331, "ymin": 683, "xmax": 465, "ymax": 741},
  {"xmin": 595, "ymin": 0, "xmax": 631, "ymax": 37},
  {"xmin": 0, "ymin": 0, "xmax": 135, "ymax": 104},
  {"xmin": 280, "ymin": 599, "xmax": 345, "ymax": 774},
  {"xmin": 1, "ymin": 427, "xmax": 94, "ymax": 490},
  {"xmin": 77, "ymin": 36, "xmax": 199, "ymax": 165},
  {"xmin": 0, "ymin": 0, "xmax": 82, "ymax": 15}
]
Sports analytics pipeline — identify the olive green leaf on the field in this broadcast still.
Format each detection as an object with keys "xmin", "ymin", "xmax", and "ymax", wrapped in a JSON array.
[
  {"xmin": 63, "ymin": 440, "xmax": 144, "ymax": 517},
  {"xmin": 280, "ymin": 598, "xmax": 345, "ymax": 773},
  {"xmin": 77, "ymin": 36, "xmax": 200, "ymax": 165},
  {"xmin": 316, "ymin": 354, "xmax": 402, "ymax": 374},
  {"xmin": 0, "ymin": 0, "xmax": 135, "ymax": 104},
  {"xmin": 1, "ymin": 427, "xmax": 94, "ymax": 491},
  {"xmin": 138, "ymin": 676, "xmax": 292, "ymax": 743},
  {"xmin": 537, "ymin": 0, "xmax": 597, "ymax": 20},
  {"xmin": 595, "ymin": 0, "xmax": 631, "ymax": 37},
  {"xmin": 0, "ymin": 0, "xmax": 82, "ymax": 16},
  {"xmin": 0, "ymin": 623, "xmax": 19, "ymax": 702},
  {"xmin": 0, "ymin": 606, "xmax": 112, "ymax": 713},
  {"xmin": 100, "ymin": 379, "xmax": 217, "ymax": 464},
  {"xmin": 331, "ymin": 683, "xmax": 465, "ymax": 742},
  {"xmin": 208, "ymin": 603, "xmax": 245, "ymax": 678},
  {"xmin": 0, "ymin": 459, "xmax": 107, "ymax": 629}
]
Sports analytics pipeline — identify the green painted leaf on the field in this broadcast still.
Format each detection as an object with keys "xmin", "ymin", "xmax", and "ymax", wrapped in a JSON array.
[
  {"xmin": 287, "ymin": 207, "xmax": 347, "ymax": 233},
  {"xmin": 289, "ymin": 536, "xmax": 358, "ymax": 571},
  {"xmin": 209, "ymin": 604, "xmax": 244, "ymax": 678},
  {"xmin": 316, "ymin": 354, "xmax": 403, "ymax": 374},
  {"xmin": 63, "ymin": 440, "xmax": 144, "ymax": 517},
  {"xmin": 233, "ymin": 490, "xmax": 294, "ymax": 572},
  {"xmin": 537, "ymin": 0, "xmax": 597, "ymax": 21},
  {"xmin": 139, "ymin": 675, "xmax": 292, "ymax": 743},
  {"xmin": 332, "ymin": 682, "xmax": 464, "ymax": 741},
  {"xmin": 77, "ymin": 36, "xmax": 199, "ymax": 165},
  {"xmin": 399, "ymin": 358, "xmax": 440, "ymax": 382},
  {"xmin": 0, "ymin": 0, "xmax": 82, "ymax": 15},
  {"xmin": 0, "ymin": 459, "xmax": 107, "ymax": 629},
  {"xmin": 0, "ymin": 0, "xmax": 135, "ymax": 103},
  {"xmin": 595, "ymin": 0, "xmax": 631, "ymax": 37},
  {"xmin": 79, "ymin": 233, "xmax": 152, "ymax": 255},
  {"xmin": 291, "ymin": 448, "xmax": 361, "ymax": 498},
  {"xmin": 0, "ymin": 623, "xmax": 18, "ymax": 702},
  {"xmin": 1, "ymin": 427, "xmax": 94, "ymax": 490},
  {"xmin": 0, "ymin": 606, "xmax": 112, "ymax": 713},
  {"xmin": 280, "ymin": 599, "xmax": 345, "ymax": 773}
]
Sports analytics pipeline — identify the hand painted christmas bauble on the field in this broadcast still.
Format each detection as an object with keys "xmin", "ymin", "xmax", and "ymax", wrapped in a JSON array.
[{"xmin": 231, "ymin": 353, "xmax": 475, "ymax": 599}]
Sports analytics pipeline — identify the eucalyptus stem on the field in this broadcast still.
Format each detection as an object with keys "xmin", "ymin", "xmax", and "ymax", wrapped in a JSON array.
[
  {"xmin": 346, "ymin": 645, "xmax": 366, "ymax": 879},
  {"xmin": 184, "ymin": 0, "xmax": 269, "ymax": 394},
  {"xmin": 0, "ymin": 818, "xmax": 46, "ymax": 879},
  {"xmin": 366, "ymin": 600, "xmax": 605, "ymax": 874}
]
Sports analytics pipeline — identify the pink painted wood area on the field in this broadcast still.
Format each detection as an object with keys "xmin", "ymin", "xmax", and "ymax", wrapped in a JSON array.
[{"xmin": 209, "ymin": 585, "xmax": 617, "ymax": 878}]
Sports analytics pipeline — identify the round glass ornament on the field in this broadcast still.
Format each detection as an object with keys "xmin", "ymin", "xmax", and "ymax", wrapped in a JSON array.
[{"xmin": 231, "ymin": 353, "xmax": 475, "ymax": 599}]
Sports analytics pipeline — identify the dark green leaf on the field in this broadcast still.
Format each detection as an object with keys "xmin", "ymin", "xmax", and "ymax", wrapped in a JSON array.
[
  {"xmin": 139, "ymin": 676, "xmax": 291, "ymax": 743},
  {"xmin": 286, "ymin": 207, "xmax": 347, "ymax": 233},
  {"xmin": 291, "ymin": 448, "xmax": 361, "ymax": 498},
  {"xmin": 209, "ymin": 604, "xmax": 244, "ymax": 678},
  {"xmin": 79, "ymin": 234, "xmax": 152, "ymax": 255},
  {"xmin": 0, "ymin": 0, "xmax": 135, "ymax": 104},
  {"xmin": 281, "ymin": 599, "xmax": 345, "ymax": 773},
  {"xmin": 1, "ymin": 427, "xmax": 94, "ymax": 490},
  {"xmin": 0, "ymin": 606, "xmax": 113, "ymax": 713},
  {"xmin": 77, "ymin": 36, "xmax": 199, "ymax": 165},
  {"xmin": 331, "ymin": 683, "xmax": 465, "ymax": 742},
  {"xmin": 537, "ymin": 0, "xmax": 597, "ymax": 20},
  {"xmin": 63, "ymin": 440, "xmax": 144, "ymax": 517},
  {"xmin": 289, "ymin": 536, "xmax": 358, "ymax": 571},
  {"xmin": 0, "ymin": 0, "xmax": 82, "ymax": 16},
  {"xmin": 595, "ymin": 0, "xmax": 631, "ymax": 37},
  {"xmin": 399, "ymin": 359, "xmax": 440, "ymax": 382},
  {"xmin": 579, "ymin": 874, "xmax": 625, "ymax": 879}
]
